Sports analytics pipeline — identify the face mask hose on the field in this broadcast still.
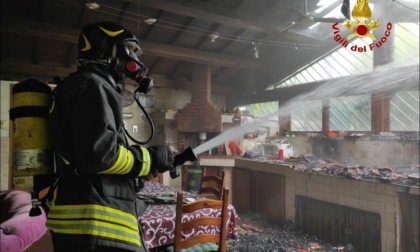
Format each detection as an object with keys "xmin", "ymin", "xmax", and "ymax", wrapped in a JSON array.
[
  {"xmin": 119, "ymin": 47, "xmax": 154, "ymax": 145},
  {"xmin": 123, "ymin": 91, "xmax": 154, "ymax": 145}
]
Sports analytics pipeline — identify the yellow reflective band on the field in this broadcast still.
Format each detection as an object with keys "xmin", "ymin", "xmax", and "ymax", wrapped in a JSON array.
[
  {"xmin": 48, "ymin": 204, "xmax": 138, "ymax": 224},
  {"xmin": 46, "ymin": 221, "xmax": 141, "ymax": 246},
  {"xmin": 46, "ymin": 219, "xmax": 139, "ymax": 237},
  {"xmin": 98, "ymin": 26, "xmax": 124, "ymax": 37},
  {"xmin": 100, "ymin": 145, "xmax": 133, "ymax": 174},
  {"xmin": 47, "ymin": 211, "xmax": 137, "ymax": 231},
  {"xmin": 81, "ymin": 34, "xmax": 91, "ymax": 51},
  {"xmin": 138, "ymin": 147, "xmax": 151, "ymax": 177},
  {"xmin": 114, "ymin": 150, "xmax": 134, "ymax": 174}
]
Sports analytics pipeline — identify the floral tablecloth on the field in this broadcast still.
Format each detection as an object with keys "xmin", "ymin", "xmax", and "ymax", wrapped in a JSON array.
[{"xmin": 138, "ymin": 181, "xmax": 239, "ymax": 249}]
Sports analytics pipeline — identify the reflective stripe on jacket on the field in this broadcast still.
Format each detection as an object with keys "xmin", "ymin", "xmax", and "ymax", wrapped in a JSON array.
[{"xmin": 47, "ymin": 204, "xmax": 141, "ymax": 246}]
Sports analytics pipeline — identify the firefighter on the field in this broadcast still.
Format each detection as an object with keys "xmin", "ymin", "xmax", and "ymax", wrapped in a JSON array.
[{"xmin": 47, "ymin": 22, "xmax": 173, "ymax": 252}]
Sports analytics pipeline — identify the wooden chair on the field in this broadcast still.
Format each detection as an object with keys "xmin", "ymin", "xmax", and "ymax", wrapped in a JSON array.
[
  {"xmin": 199, "ymin": 170, "xmax": 226, "ymax": 200},
  {"xmin": 172, "ymin": 188, "xmax": 230, "ymax": 252}
]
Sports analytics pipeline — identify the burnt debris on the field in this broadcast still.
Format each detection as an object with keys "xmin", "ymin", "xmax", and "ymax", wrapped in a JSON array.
[
  {"xmin": 227, "ymin": 212, "xmax": 356, "ymax": 252},
  {"xmin": 263, "ymin": 155, "xmax": 419, "ymax": 187}
]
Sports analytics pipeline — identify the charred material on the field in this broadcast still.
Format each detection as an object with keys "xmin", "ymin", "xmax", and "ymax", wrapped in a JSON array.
[
  {"xmin": 227, "ymin": 213, "xmax": 356, "ymax": 252},
  {"xmin": 271, "ymin": 155, "xmax": 419, "ymax": 187}
]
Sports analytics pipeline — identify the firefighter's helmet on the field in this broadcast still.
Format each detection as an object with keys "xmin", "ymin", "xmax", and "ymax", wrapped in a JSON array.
[
  {"xmin": 78, "ymin": 21, "xmax": 141, "ymax": 62},
  {"xmin": 78, "ymin": 22, "xmax": 153, "ymax": 93}
]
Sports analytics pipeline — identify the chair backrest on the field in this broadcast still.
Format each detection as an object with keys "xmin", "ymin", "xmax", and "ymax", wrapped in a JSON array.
[
  {"xmin": 199, "ymin": 169, "xmax": 226, "ymax": 200},
  {"xmin": 174, "ymin": 188, "xmax": 230, "ymax": 252}
]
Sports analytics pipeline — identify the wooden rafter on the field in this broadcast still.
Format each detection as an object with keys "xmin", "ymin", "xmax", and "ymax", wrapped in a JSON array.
[{"xmin": 1, "ymin": 16, "xmax": 271, "ymax": 71}]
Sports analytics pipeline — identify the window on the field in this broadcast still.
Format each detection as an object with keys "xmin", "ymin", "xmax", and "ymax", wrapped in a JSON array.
[
  {"xmin": 390, "ymin": 91, "xmax": 419, "ymax": 131},
  {"xmin": 390, "ymin": 23, "xmax": 419, "ymax": 131},
  {"xmin": 263, "ymin": 22, "xmax": 418, "ymax": 133},
  {"xmin": 329, "ymin": 95, "xmax": 371, "ymax": 131},
  {"xmin": 394, "ymin": 23, "xmax": 419, "ymax": 66},
  {"xmin": 246, "ymin": 101, "xmax": 279, "ymax": 119},
  {"xmin": 290, "ymin": 100, "xmax": 323, "ymax": 131},
  {"xmin": 269, "ymin": 38, "xmax": 374, "ymax": 89}
]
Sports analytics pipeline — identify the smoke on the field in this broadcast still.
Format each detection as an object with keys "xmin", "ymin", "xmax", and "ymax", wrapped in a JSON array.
[{"xmin": 369, "ymin": 0, "xmax": 419, "ymax": 23}]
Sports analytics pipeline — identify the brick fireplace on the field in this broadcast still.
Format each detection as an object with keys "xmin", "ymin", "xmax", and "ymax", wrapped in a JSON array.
[{"xmin": 176, "ymin": 64, "xmax": 222, "ymax": 134}]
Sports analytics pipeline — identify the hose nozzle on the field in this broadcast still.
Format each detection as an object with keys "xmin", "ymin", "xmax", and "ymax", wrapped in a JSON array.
[{"xmin": 170, "ymin": 147, "xmax": 197, "ymax": 179}]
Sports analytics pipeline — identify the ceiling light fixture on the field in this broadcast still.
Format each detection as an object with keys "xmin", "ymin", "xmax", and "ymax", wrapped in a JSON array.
[
  {"xmin": 85, "ymin": 1, "xmax": 100, "ymax": 10},
  {"xmin": 209, "ymin": 32, "xmax": 219, "ymax": 43},
  {"xmin": 144, "ymin": 18, "xmax": 157, "ymax": 25}
]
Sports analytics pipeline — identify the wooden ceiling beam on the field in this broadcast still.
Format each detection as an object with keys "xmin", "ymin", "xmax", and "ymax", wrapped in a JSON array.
[
  {"xmin": 1, "ymin": 16, "xmax": 272, "ymax": 71},
  {"xmin": 0, "ymin": 61, "xmax": 76, "ymax": 80},
  {"xmin": 0, "ymin": 61, "xmax": 230, "ymax": 94},
  {"xmin": 134, "ymin": 0, "xmax": 283, "ymax": 34},
  {"xmin": 150, "ymin": 15, "xmax": 193, "ymax": 73},
  {"xmin": 65, "ymin": 2, "xmax": 88, "ymax": 68},
  {"xmin": 152, "ymin": 74, "xmax": 230, "ymax": 94}
]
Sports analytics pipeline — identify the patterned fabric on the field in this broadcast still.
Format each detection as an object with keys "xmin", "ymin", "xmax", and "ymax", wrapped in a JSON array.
[{"xmin": 138, "ymin": 182, "xmax": 239, "ymax": 250}]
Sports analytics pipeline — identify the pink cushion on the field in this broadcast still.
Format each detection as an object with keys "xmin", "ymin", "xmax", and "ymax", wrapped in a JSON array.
[{"xmin": 0, "ymin": 191, "xmax": 47, "ymax": 252}]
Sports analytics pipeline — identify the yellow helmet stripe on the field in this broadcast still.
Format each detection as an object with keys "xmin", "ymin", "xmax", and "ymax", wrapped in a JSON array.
[
  {"xmin": 98, "ymin": 26, "xmax": 125, "ymax": 37},
  {"xmin": 49, "ymin": 99, "xmax": 55, "ymax": 113},
  {"xmin": 81, "ymin": 34, "xmax": 91, "ymax": 52}
]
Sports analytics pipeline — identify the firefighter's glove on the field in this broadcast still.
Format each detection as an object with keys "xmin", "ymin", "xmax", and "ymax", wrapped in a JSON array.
[{"xmin": 148, "ymin": 145, "xmax": 174, "ymax": 174}]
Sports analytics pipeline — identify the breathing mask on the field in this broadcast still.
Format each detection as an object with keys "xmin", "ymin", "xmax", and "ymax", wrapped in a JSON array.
[{"xmin": 115, "ymin": 41, "xmax": 153, "ymax": 94}]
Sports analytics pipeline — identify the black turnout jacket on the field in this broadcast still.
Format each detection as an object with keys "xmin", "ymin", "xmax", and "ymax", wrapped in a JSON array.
[{"xmin": 47, "ymin": 64, "xmax": 151, "ymax": 251}]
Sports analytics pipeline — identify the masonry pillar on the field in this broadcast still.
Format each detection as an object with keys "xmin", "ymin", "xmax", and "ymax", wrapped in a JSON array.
[{"xmin": 371, "ymin": 20, "xmax": 395, "ymax": 134}]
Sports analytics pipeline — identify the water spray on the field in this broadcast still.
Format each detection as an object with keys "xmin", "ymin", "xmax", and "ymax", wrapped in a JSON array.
[
  {"xmin": 190, "ymin": 64, "xmax": 420, "ymax": 158},
  {"xmin": 169, "ymin": 64, "xmax": 419, "ymax": 179}
]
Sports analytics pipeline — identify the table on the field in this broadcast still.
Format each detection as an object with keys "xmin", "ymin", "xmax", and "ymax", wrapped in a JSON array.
[{"xmin": 138, "ymin": 181, "xmax": 239, "ymax": 249}]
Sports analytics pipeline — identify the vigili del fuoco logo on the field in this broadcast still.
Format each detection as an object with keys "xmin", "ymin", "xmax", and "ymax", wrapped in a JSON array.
[{"xmin": 332, "ymin": 0, "xmax": 393, "ymax": 52}]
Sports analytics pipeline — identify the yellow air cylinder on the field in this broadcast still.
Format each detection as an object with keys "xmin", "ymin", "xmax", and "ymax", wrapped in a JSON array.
[{"xmin": 10, "ymin": 79, "xmax": 53, "ymax": 190}]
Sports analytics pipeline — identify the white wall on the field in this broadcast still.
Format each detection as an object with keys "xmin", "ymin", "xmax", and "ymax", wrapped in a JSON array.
[{"xmin": 1, "ymin": 81, "xmax": 15, "ymax": 191}]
